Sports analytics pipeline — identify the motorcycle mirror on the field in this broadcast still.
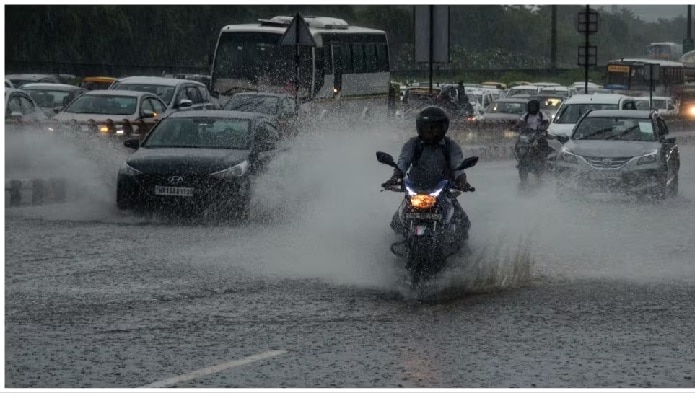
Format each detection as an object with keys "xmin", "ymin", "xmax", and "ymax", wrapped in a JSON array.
[
  {"xmin": 456, "ymin": 156, "xmax": 479, "ymax": 170},
  {"xmin": 376, "ymin": 151, "xmax": 397, "ymax": 168}
]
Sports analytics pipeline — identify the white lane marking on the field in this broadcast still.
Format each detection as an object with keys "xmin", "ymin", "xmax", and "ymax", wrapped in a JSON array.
[{"xmin": 141, "ymin": 349, "xmax": 287, "ymax": 388}]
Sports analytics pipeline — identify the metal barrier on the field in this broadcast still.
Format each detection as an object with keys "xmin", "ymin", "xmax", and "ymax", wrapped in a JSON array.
[
  {"xmin": 6, "ymin": 118, "xmax": 157, "ymax": 140},
  {"xmin": 5, "ymin": 178, "xmax": 67, "ymax": 207}
]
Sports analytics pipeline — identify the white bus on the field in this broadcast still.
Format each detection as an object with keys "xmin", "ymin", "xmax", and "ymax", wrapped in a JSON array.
[
  {"xmin": 647, "ymin": 42, "xmax": 683, "ymax": 62},
  {"xmin": 210, "ymin": 16, "xmax": 390, "ymax": 102}
]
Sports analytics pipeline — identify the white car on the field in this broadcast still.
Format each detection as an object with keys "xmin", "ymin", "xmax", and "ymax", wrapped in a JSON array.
[{"xmin": 633, "ymin": 96, "xmax": 677, "ymax": 116}]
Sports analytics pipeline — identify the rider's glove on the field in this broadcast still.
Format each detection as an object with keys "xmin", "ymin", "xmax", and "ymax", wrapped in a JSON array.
[
  {"xmin": 381, "ymin": 168, "xmax": 404, "ymax": 187},
  {"xmin": 454, "ymin": 174, "xmax": 472, "ymax": 192}
]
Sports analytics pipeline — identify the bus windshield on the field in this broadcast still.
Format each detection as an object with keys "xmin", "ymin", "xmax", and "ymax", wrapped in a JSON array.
[{"xmin": 213, "ymin": 32, "xmax": 312, "ymax": 88}]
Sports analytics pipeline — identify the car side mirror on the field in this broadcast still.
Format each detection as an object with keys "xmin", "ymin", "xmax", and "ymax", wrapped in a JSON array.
[
  {"xmin": 556, "ymin": 135, "xmax": 570, "ymax": 144},
  {"xmin": 177, "ymin": 99, "xmax": 193, "ymax": 109},
  {"xmin": 140, "ymin": 110, "xmax": 155, "ymax": 119},
  {"xmin": 123, "ymin": 138, "xmax": 140, "ymax": 149},
  {"xmin": 254, "ymin": 140, "xmax": 275, "ymax": 152},
  {"xmin": 53, "ymin": 106, "xmax": 63, "ymax": 113},
  {"xmin": 668, "ymin": 104, "xmax": 676, "ymax": 110}
]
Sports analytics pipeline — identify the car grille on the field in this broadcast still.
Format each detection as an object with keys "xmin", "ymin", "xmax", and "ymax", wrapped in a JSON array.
[{"xmin": 583, "ymin": 156, "xmax": 633, "ymax": 169}]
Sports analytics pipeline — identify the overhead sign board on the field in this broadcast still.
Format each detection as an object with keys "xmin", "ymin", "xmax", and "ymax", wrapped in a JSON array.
[
  {"xmin": 577, "ymin": 45, "xmax": 597, "ymax": 67},
  {"xmin": 577, "ymin": 9, "xmax": 599, "ymax": 34}
]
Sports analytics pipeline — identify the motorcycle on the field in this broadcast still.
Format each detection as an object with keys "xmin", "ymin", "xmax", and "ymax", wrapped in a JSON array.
[
  {"xmin": 514, "ymin": 121, "xmax": 554, "ymax": 184},
  {"xmin": 376, "ymin": 151, "xmax": 478, "ymax": 285}
]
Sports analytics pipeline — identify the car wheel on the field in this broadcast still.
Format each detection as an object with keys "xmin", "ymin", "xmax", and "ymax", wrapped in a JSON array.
[
  {"xmin": 556, "ymin": 180, "xmax": 572, "ymax": 201},
  {"xmin": 116, "ymin": 186, "xmax": 133, "ymax": 211},
  {"xmin": 234, "ymin": 178, "xmax": 252, "ymax": 223},
  {"xmin": 519, "ymin": 168, "xmax": 529, "ymax": 183},
  {"xmin": 651, "ymin": 175, "xmax": 668, "ymax": 200},
  {"xmin": 668, "ymin": 172, "xmax": 679, "ymax": 198}
]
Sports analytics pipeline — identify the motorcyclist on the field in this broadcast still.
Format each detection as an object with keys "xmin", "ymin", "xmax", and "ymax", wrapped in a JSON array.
[
  {"xmin": 515, "ymin": 98, "xmax": 550, "ymax": 155},
  {"xmin": 382, "ymin": 106, "xmax": 472, "ymax": 234},
  {"xmin": 515, "ymin": 99, "xmax": 546, "ymax": 130}
]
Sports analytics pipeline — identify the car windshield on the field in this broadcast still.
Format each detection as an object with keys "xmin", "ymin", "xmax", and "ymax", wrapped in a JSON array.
[
  {"xmin": 63, "ymin": 95, "xmax": 137, "ymax": 115},
  {"xmin": 24, "ymin": 89, "xmax": 75, "ymax": 108},
  {"xmin": 224, "ymin": 95, "xmax": 279, "ymax": 115},
  {"xmin": 143, "ymin": 117, "xmax": 251, "ymax": 149},
  {"xmin": 573, "ymin": 117, "xmax": 656, "ymax": 141},
  {"xmin": 486, "ymin": 101, "xmax": 525, "ymax": 114},
  {"xmin": 112, "ymin": 83, "xmax": 175, "ymax": 105},
  {"xmin": 555, "ymin": 103, "xmax": 619, "ymax": 124},
  {"xmin": 80, "ymin": 81, "xmax": 113, "ymax": 90}
]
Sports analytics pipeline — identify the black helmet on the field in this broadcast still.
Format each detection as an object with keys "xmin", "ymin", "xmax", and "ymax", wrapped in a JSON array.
[
  {"xmin": 527, "ymin": 99, "xmax": 540, "ymax": 115},
  {"xmin": 416, "ymin": 106, "xmax": 450, "ymax": 143}
]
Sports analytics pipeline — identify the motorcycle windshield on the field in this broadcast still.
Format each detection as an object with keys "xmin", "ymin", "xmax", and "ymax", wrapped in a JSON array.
[{"xmin": 405, "ymin": 178, "xmax": 448, "ymax": 195}]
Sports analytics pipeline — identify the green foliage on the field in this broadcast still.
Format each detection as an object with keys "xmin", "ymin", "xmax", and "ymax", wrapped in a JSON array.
[{"xmin": 5, "ymin": 5, "xmax": 690, "ymax": 72}]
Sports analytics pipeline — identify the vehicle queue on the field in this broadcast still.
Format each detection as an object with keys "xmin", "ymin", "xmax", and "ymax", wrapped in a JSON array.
[{"xmin": 4, "ymin": 14, "xmax": 693, "ymax": 219}]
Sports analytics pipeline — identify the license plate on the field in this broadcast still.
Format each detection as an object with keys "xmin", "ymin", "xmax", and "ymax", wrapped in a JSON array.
[
  {"xmin": 80, "ymin": 125, "xmax": 91, "ymax": 132},
  {"xmin": 404, "ymin": 212, "xmax": 442, "ymax": 220},
  {"xmin": 154, "ymin": 185, "xmax": 194, "ymax": 197},
  {"xmin": 588, "ymin": 171, "xmax": 621, "ymax": 181}
]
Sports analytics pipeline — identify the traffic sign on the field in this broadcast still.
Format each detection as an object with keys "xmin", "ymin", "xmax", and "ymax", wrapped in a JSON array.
[{"xmin": 279, "ymin": 13, "xmax": 317, "ymax": 47}]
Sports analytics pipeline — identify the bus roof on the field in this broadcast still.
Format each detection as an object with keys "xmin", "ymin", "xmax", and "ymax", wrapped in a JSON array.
[
  {"xmin": 608, "ymin": 58, "xmax": 683, "ymax": 67},
  {"xmin": 221, "ymin": 16, "xmax": 386, "ymax": 36}
]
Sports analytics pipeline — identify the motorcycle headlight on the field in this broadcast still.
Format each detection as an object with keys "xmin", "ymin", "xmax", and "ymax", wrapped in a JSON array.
[
  {"xmin": 559, "ymin": 149, "xmax": 578, "ymax": 163},
  {"xmin": 119, "ymin": 163, "xmax": 143, "ymax": 176},
  {"xmin": 409, "ymin": 194, "xmax": 437, "ymax": 209},
  {"xmin": 211, "ymin": 160, "xmax": 249, "ymax": 179},
  {"xmin": 636, "ymin": 150, "xmax": 658, "ymax": 165}
]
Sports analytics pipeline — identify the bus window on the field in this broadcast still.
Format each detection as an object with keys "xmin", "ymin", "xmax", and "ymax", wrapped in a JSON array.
[
  {"xmin": 376, "ymin": 43, "xmax": 389, "ymax": 72},
  {"xmin": 351, "ymin": 44, "xmax": 365, "ymax": 74},
  {"xmin": 364, "ymin": 43, "xmax": 377, "ymax": 73}
]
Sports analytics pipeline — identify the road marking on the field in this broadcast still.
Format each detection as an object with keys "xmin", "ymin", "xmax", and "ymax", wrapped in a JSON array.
[{"xmin": 141, "ymin": 349, "xmax": 287, "ymax": 388}]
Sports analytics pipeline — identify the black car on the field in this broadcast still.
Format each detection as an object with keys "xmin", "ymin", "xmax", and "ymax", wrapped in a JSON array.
[
  {"xmin": 223, "ymin": 92, "xmax": 298, "ymax": 138},
  {"xmin": 116, "ymin": 110, "xmax": 280, "ymax": 219}
]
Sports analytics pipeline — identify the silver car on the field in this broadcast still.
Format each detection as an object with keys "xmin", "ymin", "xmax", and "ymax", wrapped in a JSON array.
[
  {"xmin": 555, "ymin": 110, "xmax": 679, "ymax": 200},
  {"xmin": 52, "ymin": 90, "xmax": 166, "ymax": 136}
]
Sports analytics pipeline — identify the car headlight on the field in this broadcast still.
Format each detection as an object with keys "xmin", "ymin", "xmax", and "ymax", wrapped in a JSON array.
[
  {"xmin": 211, "ymin": 160, "xmax": 249, "ymax": 179},
  {"xmin": 689, "ymin": 106, "xmax": 695, "ymax": 117},
  {"xmin": 559, "ymin": 148, "xmax": 578, "ymax": 163},
  {"xmin": 636, "ymin": 150, "xmax": 658, "ymax": 165},
  {"xmin": 119, "ymin": 163, "xmax": 143, "ymax": 176}
]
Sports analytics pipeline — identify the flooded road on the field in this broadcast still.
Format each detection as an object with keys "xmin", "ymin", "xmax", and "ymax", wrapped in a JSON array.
[{"xmin": 5, "ymin": 123, "xmax": 694, "ymax": 388}]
